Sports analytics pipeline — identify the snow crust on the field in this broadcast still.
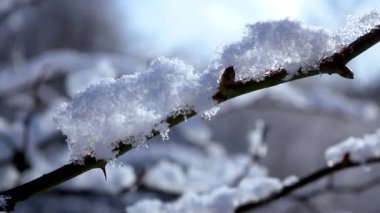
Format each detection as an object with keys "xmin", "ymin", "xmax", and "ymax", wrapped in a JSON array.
[
  {"xmin": 54, "ymin": 9, "xmax": 380, "ymax": 162},
  {"xmin": 325, "ymin": 129, "xmax": 380, "ymax": 167}
]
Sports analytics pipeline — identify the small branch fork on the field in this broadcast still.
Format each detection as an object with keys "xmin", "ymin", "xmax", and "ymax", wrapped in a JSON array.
[{"xmin": 1, "ymin": 24, "xmax": 380, "ymax": 212}]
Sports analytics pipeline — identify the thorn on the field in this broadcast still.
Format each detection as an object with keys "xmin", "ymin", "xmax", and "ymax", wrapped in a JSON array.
[{"xmin": 100, "ymin": 166, "xmax": 107, "ymax": 180}]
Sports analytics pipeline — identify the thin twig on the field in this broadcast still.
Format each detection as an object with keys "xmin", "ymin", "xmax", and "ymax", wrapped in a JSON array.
[
  {"xmin": 235, "ymin": 157, "xmax": 380, "ymax": 212},
  {"xmin": 292, "ymin": 175, "xmax": 380, "ymax": 200}
]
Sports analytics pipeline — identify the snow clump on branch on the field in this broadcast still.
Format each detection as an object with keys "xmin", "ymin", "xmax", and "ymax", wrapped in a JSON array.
[
  {"xmin": 55, "ymin": 57, "xmax": 217, "ymax": 162},
  {"xmin": 325, "ymin": 129, "xmax": 380, "ymax": 167},
  {"xmin": 55, "ymin": 8, "xmax": 380, "ymax": 162}
]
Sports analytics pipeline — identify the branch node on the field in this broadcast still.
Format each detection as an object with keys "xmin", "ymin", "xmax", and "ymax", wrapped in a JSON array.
[
  {"xmin": 213, "ymin": 66, "xmax": 236, "ymax": 102},
  {"xmin": 319, "ymin": 53, "xmax": 354, "ymax": 79}
]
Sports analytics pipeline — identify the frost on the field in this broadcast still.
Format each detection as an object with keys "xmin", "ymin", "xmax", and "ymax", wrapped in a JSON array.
[{"xmin": 325, "ymin": 129, "xmax": 380, "ymax": 167}]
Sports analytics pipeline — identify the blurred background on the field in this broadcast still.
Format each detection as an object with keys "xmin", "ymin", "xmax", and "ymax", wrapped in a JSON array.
[{"xmin": 0, "ymin": 0, "xmax": 380, "ymax": 212}]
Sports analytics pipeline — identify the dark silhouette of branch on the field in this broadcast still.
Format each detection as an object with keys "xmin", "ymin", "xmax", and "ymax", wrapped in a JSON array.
[
  {"xmin": 235, "ymin": 156, "xmax": 380, "ymax": 213},
  {"xmin": 292, "ymin": 175, "xmax": 380, "ymax": 201},
  {"xmin": 1, "ymin": 24, "xmax": 380, "ymax": 212},
  {"xmin": 288, "ymin": 176, "xmax": 380, "ymax": 213}
]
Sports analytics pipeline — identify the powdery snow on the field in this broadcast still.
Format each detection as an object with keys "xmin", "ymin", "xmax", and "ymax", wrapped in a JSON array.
[
  {"xmin": 208, "ymin": 19, "xmax": 338, "ymax": 82},
  {"xmin": 339, "ymin": 8, "xmax": 380, "ymax": 46},
  {"xmin": 54, "ymin": 9, "xmax": 380, "ymax": 162},
  {"xmin": 325, "ymin": 129, "xmax": 380, "ymax": 167}
]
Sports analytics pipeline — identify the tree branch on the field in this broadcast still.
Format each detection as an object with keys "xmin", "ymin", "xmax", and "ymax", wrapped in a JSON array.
[
  {"xmin": 292, "ymin": 175, "xmax": 380, "ymax": 201},
  {"xmin": 1, "ymin": 24, "xmax": 380, "ymax": 212},
  {"xmin": 235, "ymin": 156, "xmax": 380, "ymax": 213}
]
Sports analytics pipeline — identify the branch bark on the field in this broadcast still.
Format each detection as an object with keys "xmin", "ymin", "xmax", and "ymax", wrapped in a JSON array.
[{"xmin": 1, "ymin": 24, "xmax": 380, "ymax": 212}]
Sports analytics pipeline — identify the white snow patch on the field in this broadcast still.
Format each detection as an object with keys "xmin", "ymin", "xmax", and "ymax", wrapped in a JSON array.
[
  {"xmin": 208, "ymin": 19, "xmax": 338, "ymax": 82},
  {"xmin": 339, "ymin": 8, "xmax": 380, "ymax": 46},
  {"xmin": 127, "ymin": 176, "xmax": 282, "ymax": 213},
  {"xmin": 325, "ymin": 129, "xmax": 380, "ymax": 167},
  {"xmin": 55, "ymin": 57, "xmax": 217, "ymax": 162},
  {"xmin": 55, "ymin": 9, "xmax": 380, "ymax": 162},
  {"xmin": 143, "ymin": 161, "xmax": 186, "ymax": 194},
  {"xmin": 142, "ymin": 155, "xmax": 251, "ymax": 193},
  {"xmin": 247, "ymin": 119, "xmax": 267, "ymax": 159},
  {"xmin": 282, "ymin": 175, "xmax": 299, "ymax": 186}
]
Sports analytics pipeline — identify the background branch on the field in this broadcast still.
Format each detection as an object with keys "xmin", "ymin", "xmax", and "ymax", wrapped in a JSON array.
[{"xmin": 235, "ymin": 157, "xmax": 380, "ymax": 213}]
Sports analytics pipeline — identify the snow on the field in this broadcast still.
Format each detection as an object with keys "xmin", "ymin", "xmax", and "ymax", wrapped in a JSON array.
[
  {"xmin": 339, "ymin": 8, "xmax": 380, "ymax": 46},
  {"xmin": 282, "ymin": 175, "xmax": 299, "ymax": 186},
  {"xmin": 55, "ymin": 8, "xmax": 380, "ymax": 162},
  {"xmin": 247, "ymin": 119, "xmax": 267, "ymax": 159},
  {"xmin": 325, "ymin": 129, "xmax": 380, "ymax": 167},
  {"xmin": 55, "ymin": 57, "xmax": 213, "ymax": 162},
  {"xmin": 208, "ymin": 19, "xmax": 338, "ymax": 82},
  {"xmin": 126, "ymin": 143, "xmax": 282, "ymax": 213},
  {"xmin": 142, "ymin": 155, "xmax": 250, "ymax": 193},
  {"xmin": 65, "ymin": 60, "xmax": 117, "ymax": 97},
  {"xmin": 127, "ymin": 176, "xmax": 282, "ymax": 213},
  {"xmin": 143, "ymin": 161, "xmax": 186, "ymax": 194}
]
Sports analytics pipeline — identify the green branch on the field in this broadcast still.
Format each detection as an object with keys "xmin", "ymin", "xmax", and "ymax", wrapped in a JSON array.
[{"xmin": 1, "ymin": 24, "xmax": 380, "ymax": 212}]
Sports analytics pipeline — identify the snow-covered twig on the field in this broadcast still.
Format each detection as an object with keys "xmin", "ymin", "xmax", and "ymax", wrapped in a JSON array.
[
  {"xmin": 235, "ymin": 156, "xmax": 380, "ymax": 213},
  {"xmin": 1, "ymin": 20, "xmax": 380, "ymax": 213},
  {"xmin": 291, "ymin": 176, "xmax": 380, "ymax": 202}
]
